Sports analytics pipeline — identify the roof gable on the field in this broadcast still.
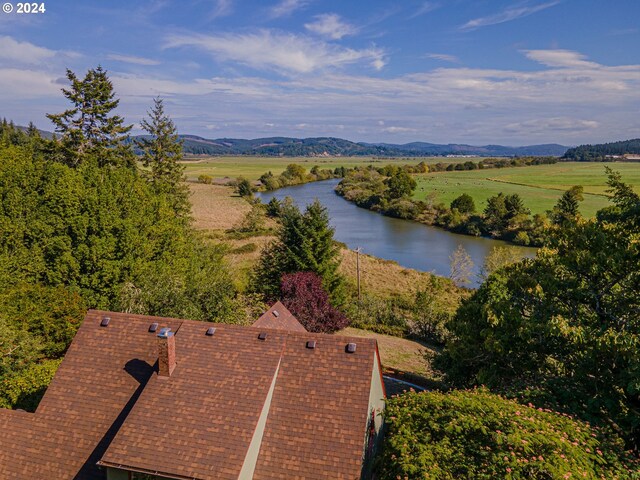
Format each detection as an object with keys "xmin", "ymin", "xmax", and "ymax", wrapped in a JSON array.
[{"xmin": 252, "ymin": 301, "xmax": 307, "ymax": 332}]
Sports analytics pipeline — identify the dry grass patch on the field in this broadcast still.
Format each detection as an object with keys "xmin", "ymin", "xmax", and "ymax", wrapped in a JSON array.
[
  {"xmin": 189, "ymin": 182, "xmax": 250, "ymax": 230},
  {"xmin": 340, "ymin": 327, "xmax": 437, "ymax": 383}
]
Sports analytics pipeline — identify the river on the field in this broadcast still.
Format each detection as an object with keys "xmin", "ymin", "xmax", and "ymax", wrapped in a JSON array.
[{"xmin": 256, "ymin": 179, "xmax": 537, "ymax": 287}]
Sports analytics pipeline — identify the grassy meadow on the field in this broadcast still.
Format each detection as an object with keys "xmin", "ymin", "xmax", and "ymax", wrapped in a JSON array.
[
  {"xmin": 413, "ymin": 162, "xmax": 640, "ymax": 217},
  {"xmin": 181, "ymin": 155, "xmax": 452, "ymax": 181}
]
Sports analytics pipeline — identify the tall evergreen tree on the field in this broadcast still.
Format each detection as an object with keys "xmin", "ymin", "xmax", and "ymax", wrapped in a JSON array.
[
  {"xmin": 137, "ymin": 98, "xmax": 184, "ymax": 185},
  {"xmin": 252, "ymin": 200, "xmax": 345, "ymax": 304},
  {"xmin": 549, "ymin": 186, "xmax": 584, "ymax": 226},
  {"xmin": 46, "ymin": 66, "xmax": 133, "ymax": 167},
  {"xmin": 137, "ymin": 97, "xmax": 188, "ymax": 214}
]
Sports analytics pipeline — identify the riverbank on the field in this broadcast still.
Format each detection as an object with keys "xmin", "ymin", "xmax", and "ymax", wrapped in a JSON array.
[
  {"xmin": 188, "ymin": 182, "xmax": 462, "ymax": 385},
  {"xmin": 335, "ymin": 166, "xmax": 550, "ymax": 246},
  {"xmin": 256, "ymin": 179, "xmax": 536, "ymax": 285}
]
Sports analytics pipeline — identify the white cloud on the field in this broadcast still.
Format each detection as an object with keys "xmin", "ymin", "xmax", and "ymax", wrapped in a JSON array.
[
  {"xmin": 425, "ymin": 53, "xmax": 459, "ymax": 63},
  {"xmin": 107, "ymin": 54, "xmax": 160, "ymax": 66},
  {"xmin": 210, "ymin": 0, "xmax": 233, "ymax": 19},
  {"xmin": 304, "ymin": 14, "xmax": 357, "ymax": 40},
  {"xmin": 504, "ymin": 118, "xmax": 600, "ymax": 134},
  {"xmin": 4, "ymin": 49, "xmax": 640, "ymax": 145},
  {"xmin": 461, "ymin": 1, "xmax": 560, "ymax": 31},
  {"xmin": 409, "ymin": 2, "xmax": 439, "ymax": 19},
  {"xmin": 382, "ymin": 126, "xmax": 417, "ymax": 133},
  {"xmin": 269, "ymin": 0, "xmax": 309, "ymax": 19},
  {"xmin": 0, "ymin": 36, "xmax": 56, "ymax": 64},
  {"xmin": 523, "ymin": 49, "xmax": 599, "ymax": 69},
  {"xmin": 164, "ymin": 30, "xmax": 386, "ymax": 73},
  {"xmin": 0, "ymin": 68, "xmax": 60, "ymax": 98}
]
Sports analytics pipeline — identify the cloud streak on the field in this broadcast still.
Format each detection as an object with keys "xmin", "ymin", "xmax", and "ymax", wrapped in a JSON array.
[
  {"xmin": 269, "ymin": 0, "xmax": 309, "ymax": 19},
  {"xmin": 107, "ymin": 53, "xmax": 161, "ymax": 66},
  {"xmin": 460, "ymin": 1, "xmax": 560, "ymax": 31},
  {"xmin": 305, "ymin": 14, "xmax": 357, "ymax": 40},
  {"xmin": 164, "ymin": 30, "xmax": 386, "ymax": 73}
]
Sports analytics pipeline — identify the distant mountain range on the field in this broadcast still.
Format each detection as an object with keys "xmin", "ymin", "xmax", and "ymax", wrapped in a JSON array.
[
  {"xmin": 13, "ymin": 123, "xmax": 571, "ymax": 157},
  {"xmin": 144, "ymin": 135, "xmax": 570, "ymax": 157}
]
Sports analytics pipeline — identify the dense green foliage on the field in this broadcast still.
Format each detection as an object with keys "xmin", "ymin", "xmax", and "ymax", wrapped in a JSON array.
[
  {"xmin": 0, "ymin": 69, "xmax": 244, "ymax": 410},
  {"xmin": 252, "ymin": 199, "xmax": 345, "ymax": 304},
  {"xmin": 336, "ymin": 163, "xmax": 560, "ymax": 245},
  {"xmin": 563, "ymin": 139, "xmax": 640, "ymax": 162},
  {"xmin": 258, "ymin": 163, "xmax": 342, "ymax": 191},
  {"xmin": 437, "ymin": 169, "xmax": 640, "ymax": 448},
  {"xmin": 379, "ymin": 390, "xmax": 639, "ymax": 479},
  {"xmin": 450, "ymin": 193, "xmax": 476, "ymax": 214}
]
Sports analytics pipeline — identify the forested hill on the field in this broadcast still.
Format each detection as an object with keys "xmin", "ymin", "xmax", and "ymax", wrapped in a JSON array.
[
  {"xmin": 5, "ymin": 120, "xmax": 570, "ymax": 157},
  {"xmin": 562, "ymin": 138, "xmax": 640, "ymax": 161},
  {"xmin": 138, "ymin": 134, "xmax": 569, "ymax": 157}
]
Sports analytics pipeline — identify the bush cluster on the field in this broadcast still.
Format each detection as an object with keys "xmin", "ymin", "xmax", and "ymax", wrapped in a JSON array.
[{"xmin": 379, "ymin": 389, "xmax": 639, "ymax": 479}]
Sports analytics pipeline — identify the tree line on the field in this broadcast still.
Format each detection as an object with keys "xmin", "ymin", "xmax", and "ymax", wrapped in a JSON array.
[
  {"xmin": 335, "ymin": 162, "xmax": 590, "ymax": 246},
  {"xmin": 563, "ymin": 138, "xmax": 640, "ymax": 162},
  {"xmin": 0, "ymin": 67, "xmax": 246, "ymax": 409}
]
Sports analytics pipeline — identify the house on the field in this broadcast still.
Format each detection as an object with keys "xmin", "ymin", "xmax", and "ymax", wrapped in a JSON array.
[{"xmin": 0, "ymin": 310, "xmax": 385, "ymax": 479}]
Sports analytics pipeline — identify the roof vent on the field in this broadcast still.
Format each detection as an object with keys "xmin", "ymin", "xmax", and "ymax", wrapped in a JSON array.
[
  {"xmin": 258, "ymin": 332, "xmax": 267, "ymax": 341},
  {"xmin": 158, "ymin": 327, "xmax": 173, "ymax": 338},
  {"xmin": 149, "ymin": 322, "xmax": 159, "ymax": 333},
  {"xmin": 272, "ymin": 310, "xmax": 280, "ymax": 318},
  {"xmin": 206, "ymin": 327, "xmax": 216, "ymax": 336},
  {"xmin": 306, "ymin": 340, "xmax": 316, "ymax": 349},
  {"xmin": 346, "ymin": 343, "xmax": 357, "ymax": 354},
  {"xmin": 100, "ymin": 316, "xmax": 110, "ymax": 327}
]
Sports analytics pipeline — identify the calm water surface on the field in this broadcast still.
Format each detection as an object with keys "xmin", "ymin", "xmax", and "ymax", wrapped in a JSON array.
[{"xmin": 257, "ymin": 179, "xmax": 537, "ymax": 287}]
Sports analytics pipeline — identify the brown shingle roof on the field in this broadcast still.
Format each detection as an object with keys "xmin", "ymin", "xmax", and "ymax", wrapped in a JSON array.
[
  {"xmin": 252, "ymin": 301, "xmax": 307, "ymax": 332},
  {"xmin": 0, "ymin": 310, "xmax": 383, "ymax": 480}
]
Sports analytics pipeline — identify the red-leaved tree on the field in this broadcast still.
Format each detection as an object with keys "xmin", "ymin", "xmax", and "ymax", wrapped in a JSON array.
[{"xmin": 280, "ymin": 272, "xmax": 350, "ymax": 333}]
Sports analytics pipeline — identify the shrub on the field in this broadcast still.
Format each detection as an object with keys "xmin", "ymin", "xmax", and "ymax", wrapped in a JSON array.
[
  {"xmin": 379, "ymin": 389, "xmax": 640, "ymax": 480},
  {"xmin": 281, "ymin": 272, "xmax": 349, "ymax": 333},
  {"xmin": 347, "ymin": 294, "xmax": 410, "ymax": 337},
  {"xmin": 231, "ymin": 243, "xmax": 258, "ymax": 254},
  {"xmin": 451, "ymin": 193, "xmax": 476, "ymax": 214},
  {"xmin": 198, "ymin": 174, "xmax": 213, "ymax": 184}
]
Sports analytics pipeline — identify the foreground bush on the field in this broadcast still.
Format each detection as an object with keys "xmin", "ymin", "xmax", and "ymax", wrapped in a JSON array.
[{"xmin": 379, "ymin": 390, "xmax": 639, "ymax": 479}]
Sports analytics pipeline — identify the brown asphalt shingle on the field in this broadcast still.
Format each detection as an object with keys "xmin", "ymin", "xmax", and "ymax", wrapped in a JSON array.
[
  {"xmin": 0, "ymin": 310, "xmax": 383, "ymax": 480},
  {"xmin": 252, "ymin": 301, "xmax": 307, "ymax": 332}
]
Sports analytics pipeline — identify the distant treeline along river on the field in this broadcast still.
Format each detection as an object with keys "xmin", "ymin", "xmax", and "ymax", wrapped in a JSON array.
[{"xmin": 256, "ymin": 179, "xmax": 537, "ymax": 288}]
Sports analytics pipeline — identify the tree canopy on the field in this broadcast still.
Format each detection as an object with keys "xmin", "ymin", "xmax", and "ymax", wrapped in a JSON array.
[
  {"xmin": 438, "ymin": 168, "xmax": 640, "ymax": 448},
  {"xmin": 46, "ymin": 66, "xmax": 133, "ymax": 167},
  {"xmin": 252, "ymin": 199, "xmax": 345, "ymax": 304}
]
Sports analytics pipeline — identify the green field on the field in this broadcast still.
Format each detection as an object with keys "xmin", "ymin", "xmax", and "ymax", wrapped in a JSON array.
[
  {"xmin": 412, "ymin": 162, "xmax": 640, "ymax": 218},
  {"xmin": 180, "ymin": 156, "xmax": 472, "ymax": 181}
]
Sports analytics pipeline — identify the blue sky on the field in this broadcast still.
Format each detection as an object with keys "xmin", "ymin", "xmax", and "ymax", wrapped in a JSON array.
[{"xmin": 0, "ymin": 0, "xmax": 638, "ymax": 145}]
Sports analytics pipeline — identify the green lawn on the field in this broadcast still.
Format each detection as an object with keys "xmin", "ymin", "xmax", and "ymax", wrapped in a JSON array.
[
  {"xmin": 413, "ymin": 162, "xmax": 640, "ymax": 217},
  {"xmin": 180, "ymin": 156, "xmax": 477, "ymax": 181}
]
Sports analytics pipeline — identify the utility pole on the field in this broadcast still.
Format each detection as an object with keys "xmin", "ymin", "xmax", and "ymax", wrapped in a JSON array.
[{"xmin": 356, "ymin": 247, "xmax": 361, "ymax": 304}]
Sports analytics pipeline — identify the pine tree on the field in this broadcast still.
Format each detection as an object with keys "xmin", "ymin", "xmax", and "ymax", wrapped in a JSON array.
[
  {"xmin": 549, "ymin": 186, "xmax": 584, "ymax": 226},
  {"xmin": 137, "ymin": 97, "xmax": 188, "ymax": 214},
  {"xmin": 26, "ymin": 122, "xmax": 40, "ymax": 138},
  {"xmin": 252, "ymin": 200, "xmax": 345, "ymax": 304},
  {"xmin": 138, "ymin": 98, "xmax": 184, "ymax": 185},
  {"xmin": 46, "ymin": 66, "xmax": 133, "ymax": 167}
]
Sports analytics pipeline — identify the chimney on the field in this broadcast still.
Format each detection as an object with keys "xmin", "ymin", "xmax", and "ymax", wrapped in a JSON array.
[{"xmin": 157, "ymin": 327, "xmax": 176, "ymax": 377}]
